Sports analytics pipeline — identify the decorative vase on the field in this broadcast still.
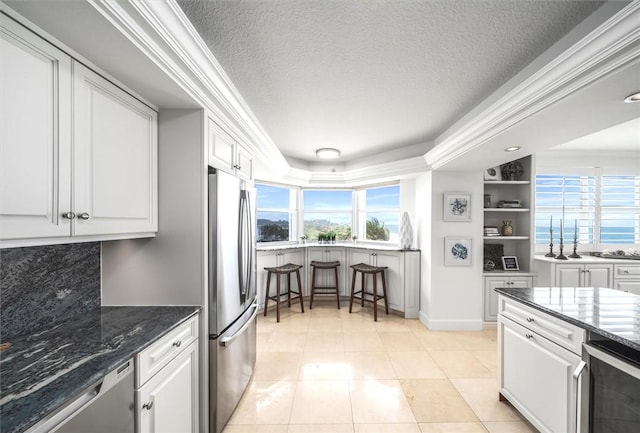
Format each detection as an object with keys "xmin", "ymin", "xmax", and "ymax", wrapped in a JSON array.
[
  {"xmin": 400, "ymin": 211, "xmax": 413, "ymax": 249},
  {"xmin": 501, "ymin": 220, "xmax": 513, "ymax": 236}
]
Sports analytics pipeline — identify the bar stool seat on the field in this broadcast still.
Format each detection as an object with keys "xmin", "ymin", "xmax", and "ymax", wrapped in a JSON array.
[
  {"xmin": 263, "ymin": 263, "xmax": 304, "ymax": 322},
  {"xmin": 348, "ymin": 263, "xmax": 389, "ymax": 321},
  {"xmin": 309, "ymin": 260, "xmax": 341, "ymax": 309}
]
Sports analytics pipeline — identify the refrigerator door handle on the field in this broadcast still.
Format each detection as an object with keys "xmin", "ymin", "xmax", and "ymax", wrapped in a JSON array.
[
  {"xmin": 219, "ymin": 304, "xmax": 258, "ymax": 347},
  {"xmin": 238, "ymin": 190, "xmax": 253, "ymax": 301}
]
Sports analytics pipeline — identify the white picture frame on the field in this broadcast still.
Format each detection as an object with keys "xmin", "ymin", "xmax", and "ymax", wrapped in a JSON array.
[
  {"xmin": 502, "ymin": 256, "xmax": 519, "ymax": 271},
  {"xmin": 483, "ymin": 166, "xmax": 502, "ymax": 181},
  {"xmin": 444, "ymin": 237, "xmax": 472, "ymax": 266},
  {"xmin": 443, "ymin": 192, "xmax": 472, "ymax": 222}
]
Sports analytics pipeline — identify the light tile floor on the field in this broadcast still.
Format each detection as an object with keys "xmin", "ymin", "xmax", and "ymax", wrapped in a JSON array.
[{"xmin": 223, "ymin": 301, "xmax": 539, "ymax": 433}]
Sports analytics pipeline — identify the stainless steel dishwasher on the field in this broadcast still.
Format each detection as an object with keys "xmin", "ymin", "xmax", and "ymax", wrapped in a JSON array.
[{"xmin": 28, "ymin": 359, "xmax": 135, "ymax": 433}]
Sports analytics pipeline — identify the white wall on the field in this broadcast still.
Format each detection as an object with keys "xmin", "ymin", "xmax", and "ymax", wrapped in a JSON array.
[{"xmin": 416, "ymin": 170, "xmax": 484, "ymax": 330}]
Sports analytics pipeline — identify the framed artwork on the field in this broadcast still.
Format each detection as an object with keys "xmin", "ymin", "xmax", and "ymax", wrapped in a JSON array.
[
  {"xmin": 502, "ymin": 256, "xmax": 519, "ymax": 271},
  {"xmin": 444, "ymin": 237, "xmax": 472, "ymax": 266},
  {"xmin": 483, "ymin": 166, "xmax": 502, "ymax": 181},
  {"xmin": 443, "ymin": 192, "xmax": 472, "ymax": 222}
]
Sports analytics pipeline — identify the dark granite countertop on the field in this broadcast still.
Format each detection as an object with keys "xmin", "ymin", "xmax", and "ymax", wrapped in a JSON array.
[
  {"xmin": 0, "ymin": 306, "xmax": 200, "ymax": 433},
  {"xmin": 496, "ymin": 287, "xmax": 640, "ymax": 351}
]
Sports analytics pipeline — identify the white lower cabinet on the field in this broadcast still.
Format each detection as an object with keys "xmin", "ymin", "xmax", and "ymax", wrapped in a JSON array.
[
  {"xmin": 484, "ymin": 275, "xmax": 533, "ymax": 321},
  {"xmin": 535, "ymin": 259, "xmax": 613, "ymax": 288},
  {"xmin": 256, "ymin": 249, "xmax": 306, "ymax": 306},
  {"xmin": 498, "ymin": 296, "xmax": 585, "ymax": 433},
  {"xmin": 347, "ymin": 248, "xmax": 420, "ymax": 318},
  {"xmin": 136, "ymin": 316, "xmax": 199, "ymax": 433},
  {"xmin": 307, "ymin": 247, "xmax": 346, "ymax": 297},
  {"xmin": 613, "ymin": 264, "xmax": 640, "ymax": 295}
]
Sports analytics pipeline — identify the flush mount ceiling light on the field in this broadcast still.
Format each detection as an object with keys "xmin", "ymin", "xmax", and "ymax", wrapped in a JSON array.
[
  {"xmin": 315, "ymin": 148, "xmax": 341, "ymax": 159},
  {"xmin": 623, "ymin": 91, "xmax": 640, "ymax": 103},
  {"xmin": 504, "ymin": 146, "xmax": 521, "ymax": 152}
]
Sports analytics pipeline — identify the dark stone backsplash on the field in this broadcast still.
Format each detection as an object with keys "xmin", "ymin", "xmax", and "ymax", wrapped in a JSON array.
[{"xmin": 0, "ymin": 243, "xmax": 101, "ymax": 341}]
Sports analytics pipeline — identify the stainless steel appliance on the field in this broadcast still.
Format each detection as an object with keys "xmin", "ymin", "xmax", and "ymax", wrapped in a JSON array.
[
  {"xmin": 208, "ymin": 167, "xmax": 257, "ymax": 433},
  {"xmin": 581, "ymin": 334, "xmax": 640, "ymax": 433},
  {"xmin": 30, "ymin": 359, "xmax": 134, "ymax": 433}
]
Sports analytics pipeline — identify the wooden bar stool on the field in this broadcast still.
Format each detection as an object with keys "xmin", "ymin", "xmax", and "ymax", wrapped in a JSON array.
[
  {"xmin": 309, "ymin": 260, "xmax": 341, "ymax": 309},
  {"xmin": 348, "ymin": 263, "xmax": 389, "ymax": 321},
  {"xmin": 263, "ymin": 263, "xmax": 304, "ymax": 322}
]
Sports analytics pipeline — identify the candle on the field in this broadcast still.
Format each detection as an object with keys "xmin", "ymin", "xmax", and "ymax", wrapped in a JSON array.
[
  {"xmin": 560, "ymin": 218, "xmax": 563, "ymax": 241},
  {"xmin": 574, "ymin": 219, "xmax": 578, "ymax": 240},
  {"xmin": 550, "ymin": 215, "xmax": 553, "ymax": 235}
]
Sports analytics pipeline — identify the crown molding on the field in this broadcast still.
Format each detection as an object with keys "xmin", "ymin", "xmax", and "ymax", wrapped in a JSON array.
[
  {"xmin": 425, "ymin": 1, "xmax": 640, "ymax": 170},
  {"xmin": 271, "ymin": 156, "xmax": 428, "ymax": 187},
  {"xmin": 88, "ymin": 0, "xmax": 289, "ymax": 174}
]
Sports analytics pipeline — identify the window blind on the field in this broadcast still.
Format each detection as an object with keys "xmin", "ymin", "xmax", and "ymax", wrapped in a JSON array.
[
  {"xmin": 600, "ymin": 176, "xmax": 640, "ymax": 244},
  {"xmin": 535, "ymin": 175, "xmax": 595, "ymax": 244}
]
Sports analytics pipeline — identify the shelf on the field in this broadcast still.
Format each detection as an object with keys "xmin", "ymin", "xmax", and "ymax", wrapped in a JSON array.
[
  {"xmin": 483, "ymin": 271, "xmax": 534, "ymax": 276},
  {"xmin": 484, "ymin": 208, "xmax": 530, "ymax": 212},
  {"xmin": 484, "ymin": 181, "xmax": 530, "ymax": 185},
  {"xmin": 484, "ymin": 236, "xmax": 530, "ymax": 240}
]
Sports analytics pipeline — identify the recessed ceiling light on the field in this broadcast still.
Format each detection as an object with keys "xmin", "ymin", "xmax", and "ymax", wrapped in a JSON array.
[
  {"xmin": 315, "ymin": 148, "xmax": 341, "ymax": 159},
  {"xmin": 623, "ymin": 91, "xmax": 640, "ymax": 103},
  {"xmin": 504, "ymin": 146, "xmax": 520, "ymax": 152}
]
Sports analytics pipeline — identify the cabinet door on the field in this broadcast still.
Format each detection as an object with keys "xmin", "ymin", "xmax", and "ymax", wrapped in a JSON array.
[
  {"xmin": 0, "ymin": 17, "xmax": 72, "ymax": 240},
  {"xmin": 375, "ymin": 251, "xmax": 404, "ymax": 312},
  {"xmin": 484, "ymin": 277, "xmax": 509, "ymax": 321},
  {"xmin": 555, "ymin": 265, "xmax": 583, "ymax": 288},
  {"xmin": 235, "ymin": 142, "xmax": 253, "ymax": 181},
  {"xmin": 73, "ymin": 62, "xmax": 157, "ymax": 236},
  {"xmin": 510, "ymin": 276, "xmax": 533, "ymax": 289},
  {"xmin": 137, "ymin": 341, "xmax": 199, "ymax": 433},
  {"xmin": 614, "ymin": 280, "xmax": 640, "ymax": 295},
  {"xmin": 256, "ymin": 251, "xmax": 280, "ymax": 308},
  {"xmin": 585, "ymin": 265, "xmax": 612, "ymax": 289},
  {"xmin": 500, "ymin": 317, "xmax": 580, "ymax": 433},
  {"xmin": 326, "ymin": 248, "xmax": 346, "ymax": 296},
  {"xmin": 282, "ymin": 249, "xmax": 306, "ymax": 295},
  {"xmin": 207, "ymin": 116, "xmax": 235, "ymax": 171},
  {"xmin": 347, "ymin": 250, "xmax": 373, "ymax": 296}
]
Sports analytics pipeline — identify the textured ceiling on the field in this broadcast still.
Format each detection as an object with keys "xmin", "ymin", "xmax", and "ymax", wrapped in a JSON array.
[{"xmin": 177, "ymin": 0, "xmax": 606, "ymax": 164}]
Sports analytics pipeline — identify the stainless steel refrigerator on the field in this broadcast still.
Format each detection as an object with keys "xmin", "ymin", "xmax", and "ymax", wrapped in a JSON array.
[{"xmin": 208, "ymin": 167, "xmax": 257, "ymax": 433}]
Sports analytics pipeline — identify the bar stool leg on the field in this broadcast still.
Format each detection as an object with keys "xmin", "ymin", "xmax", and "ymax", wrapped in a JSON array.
[
  {"xmin": 276, "ymin": 273, "xmax": 281, "ymax": 323},
  {"xmin": 381, "ymin": 270, "xmax": 389, "ymax": 314},
  {"xmin": 373, "ymin": 272, "xmax": 378, "ymax": 321},
  {"xmin": 286, "ymin": 272, "xmax": 292, "ymax": 307},
  {"xmin": 264, "ymin": 271, "xmax": 272, "ymax": 317},
  {"xmin": 334, "ymin": 267, "xmax": 340, "ymax": 309},
  {"xmin": 360, "ymin": 272, "xmax": 365, "ymax": 307},
  {"xmin": 310, "ymin": 266, "xmax": 317, "ymax": 309},
  {"xmin": 296, "ymin": 269, "xmax": 304, "ymax": 313},
  {"xmin": 349, "ymin": 269, "xmax": 357, "ymax": 313}
]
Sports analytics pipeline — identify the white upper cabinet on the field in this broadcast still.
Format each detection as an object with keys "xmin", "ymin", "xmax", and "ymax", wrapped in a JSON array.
[
  {"xmin": 72, "ymin": 62, "xmax": 157, "ymax": 236},
  {"xmin": 207, "ymin": 115, "xmax": 253, "ymax": 181},
  {"xmin": 0, "ymin": 15, "xmax": 158, "ymax": 245},
  {"xmin": 0, "ymin": 16, "xmax": 72, "ymax": 240}
]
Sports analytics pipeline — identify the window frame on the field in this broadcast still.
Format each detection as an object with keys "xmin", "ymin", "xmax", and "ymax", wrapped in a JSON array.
[{"xmin": 534, "ymin": 167, "xmax": 640, "ymax": 252}]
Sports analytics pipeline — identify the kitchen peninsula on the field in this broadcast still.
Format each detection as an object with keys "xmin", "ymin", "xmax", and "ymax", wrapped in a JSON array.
[
  {"xmin": 496, "ymin": 286, "xmax": 640, "ymax": 433},
  {"xmin": 257, "ymin": 243, "xmax": 420, "ymax": 318}
]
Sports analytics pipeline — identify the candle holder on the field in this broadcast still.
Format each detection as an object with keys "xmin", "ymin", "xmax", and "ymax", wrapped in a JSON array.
[
  {"xmin": 545, "ymin": 222, "xmax": 555, "ymax": 257},
  {"xmin": 569, "ymin": 234, "xmax": 581, "ymax": 259},
  {"xmin": 555, "ymin": 218, "xmax": 568, "ymax": 260}
]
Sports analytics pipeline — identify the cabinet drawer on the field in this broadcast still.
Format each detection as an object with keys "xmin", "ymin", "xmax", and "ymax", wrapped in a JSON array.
[
  {"xmin": 136, "ymin": 315, "xmax": 198, "ymax": 386},
  {"xmin": 615, "ymin": 265, "xmax": 640, "ymax": 277},
  {"xmin": 499, "ymin": 297, "xmax": 585, "ymax": 355}
]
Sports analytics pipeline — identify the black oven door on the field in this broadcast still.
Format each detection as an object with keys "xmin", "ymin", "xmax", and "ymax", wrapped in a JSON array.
[{"xmin": 583, "ymin": 342, "xmax": 640, "ymax": 433}]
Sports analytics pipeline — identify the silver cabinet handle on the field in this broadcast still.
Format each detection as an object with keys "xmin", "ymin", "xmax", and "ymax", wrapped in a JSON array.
[
  {"xmin": 63, "ymin": 212, "xmax": 76, "ymax": 219},
  {"xmin": 573, "ymin": 360, "xmax": 586, "ymax": 433},
  {"xmin": 172, "ymin": 341, "xmax": 182, "ymax": 348},
  {"xmin": 233, "ymin": 164, "xmax": 241, "ymax": 169},
  {"xmin": 585, "ymin": 269, "xmax": 590, "ymax": 273},
  {"xmin": 78, "ymin": 212, "xmax": 90, "ymax": 220},
  {"xmin": 624, "ymin": 270, "xmax": 630, "ymax": 274},
  {"xmin": 526, "ymin": 317, "xmax": 534, "ymax": 322},
  {"xmin": 143, "ymin": 401, "xmax": 153, "ymax": 410},
  {"xmin": 525, "ymin": 334, "xmax": 533, "ymax": 339}
]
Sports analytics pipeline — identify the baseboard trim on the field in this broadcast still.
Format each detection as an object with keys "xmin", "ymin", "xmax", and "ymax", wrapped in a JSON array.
[{"xmin": 419, "ymin": 311, "xmax": 484, "ymax": 331}]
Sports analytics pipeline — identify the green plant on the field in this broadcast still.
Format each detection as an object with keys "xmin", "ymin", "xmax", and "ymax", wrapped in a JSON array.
[{"xmin": 366, "ymin": 217, "xmax": 390, "ymax": 241}]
